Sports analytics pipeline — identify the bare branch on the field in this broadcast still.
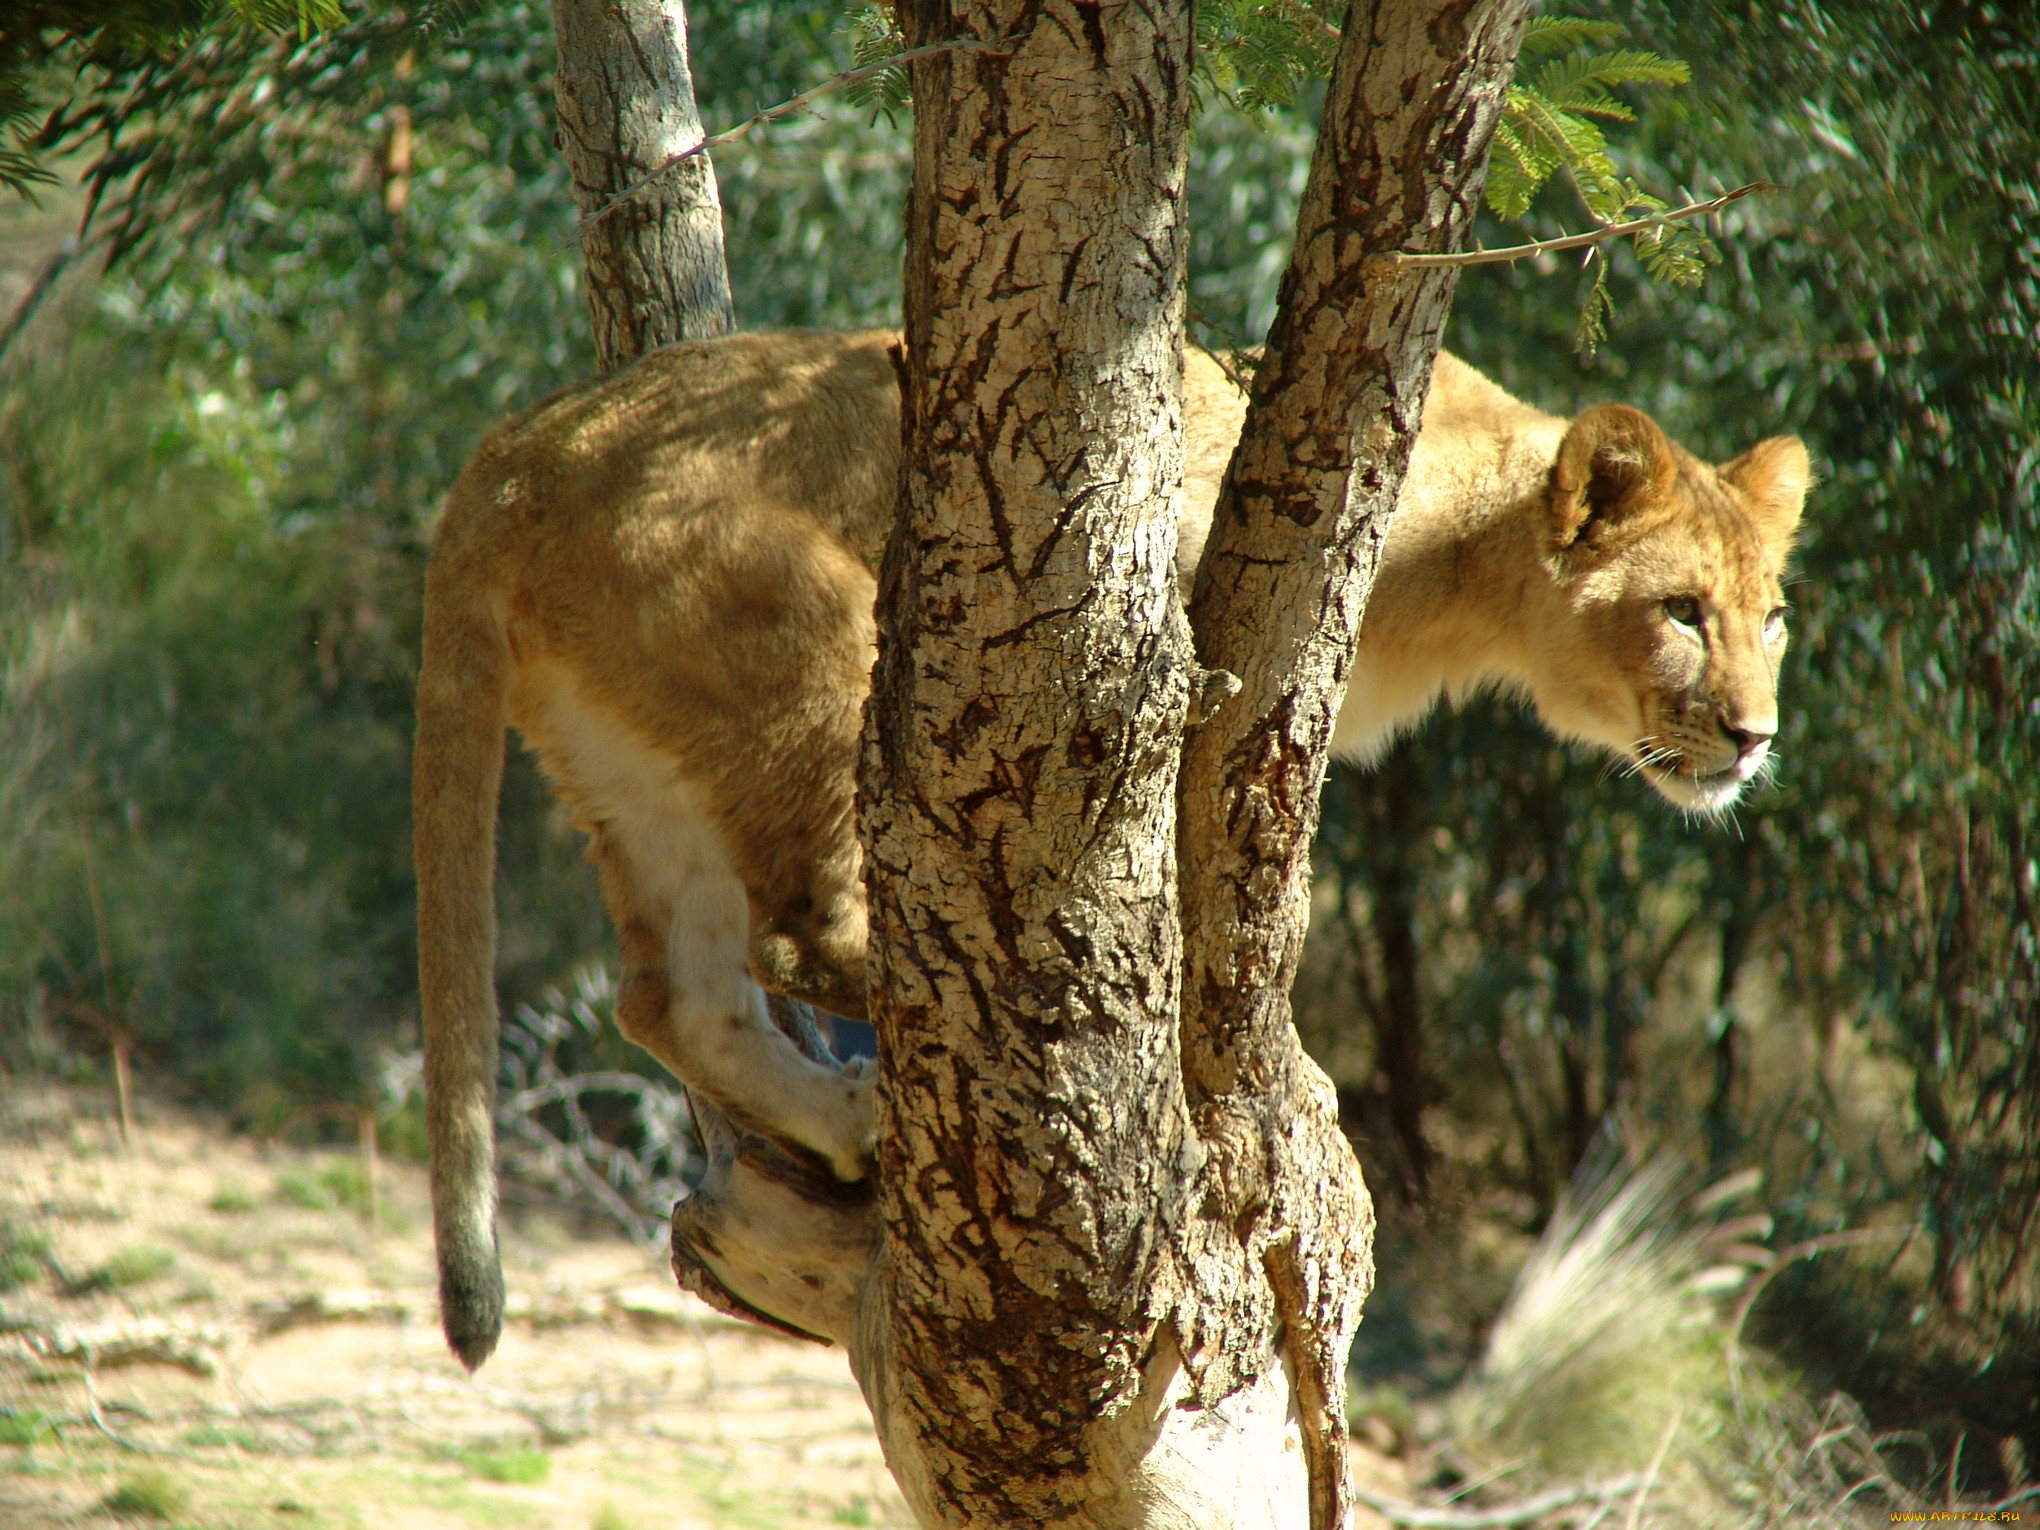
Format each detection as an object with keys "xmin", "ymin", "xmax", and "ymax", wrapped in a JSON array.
[
  {"xmin": 1379, "ymin": 182, "xmax": 1777, "ymax": 269},
  {"xmin": 1350, "ymin": 1476, "xmax": 1647, "ymax": 1529},
  {"xmin": 561, "ymin": 40, "xmax": 1002, "ymax": 249}
]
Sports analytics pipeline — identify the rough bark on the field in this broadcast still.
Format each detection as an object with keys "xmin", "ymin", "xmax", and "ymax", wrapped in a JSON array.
[
  {"xmin": 852, "ymin": 0, "xmax": 1204, "ymax": 1521},
  {"xmin": 551, "ymin": 0, "xmax": 735, "ymax": 370},
  {"xmin": 1175, "ymin": 2, "xmax": 1531, "ymax": 1524}
]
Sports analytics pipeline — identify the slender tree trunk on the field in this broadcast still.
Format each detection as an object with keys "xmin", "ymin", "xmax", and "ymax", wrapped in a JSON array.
[
  {"xmin": 1705, "ymin": 835, "xmax": 1760, "ymax": 1163},
  {"xmin": 1174, "ymin": 0, "xmax": 1529, "ymax": 1516},
  {"xmin": 544, "ymin": 0, "xmax": 877, "ymax": 1370},
  {"xmin": 1348, "ymin": 755, "xmax": 1434, "ymax": 1201},
  {"xmin": 551, "ymin": 0, "xmax": 735, "ymax": 371}
]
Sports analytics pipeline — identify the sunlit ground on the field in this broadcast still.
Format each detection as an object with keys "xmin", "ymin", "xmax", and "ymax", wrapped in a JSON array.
[{"xmin": 0, "ymin": 1083, "xmax": 910, "ymax": 1529}]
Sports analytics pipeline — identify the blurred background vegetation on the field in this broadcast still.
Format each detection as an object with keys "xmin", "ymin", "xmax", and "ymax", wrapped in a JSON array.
[{"xmin": 0, "ymin": 0, "xmax": 2032, "ymax": 1498}]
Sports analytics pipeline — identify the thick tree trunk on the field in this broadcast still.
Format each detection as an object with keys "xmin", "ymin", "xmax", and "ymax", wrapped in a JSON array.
[
  {"xmin": 551, "ymin": 0, "xmax": 735, "ymax": 370},
  {"xmin": 854, "ymin": 1, "xmax": 1205, "ymax": 1521}
]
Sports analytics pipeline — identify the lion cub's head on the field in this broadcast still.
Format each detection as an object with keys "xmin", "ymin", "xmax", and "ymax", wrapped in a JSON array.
[{"xmin": 1529, "ymin": 405, "xmax": 1810, "ymax": 815}]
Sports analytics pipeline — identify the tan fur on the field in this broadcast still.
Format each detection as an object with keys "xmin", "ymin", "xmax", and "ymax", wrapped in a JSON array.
[{"xmin": 415, "ymin": 330, "xmax": 1808, "ymax": 1367}]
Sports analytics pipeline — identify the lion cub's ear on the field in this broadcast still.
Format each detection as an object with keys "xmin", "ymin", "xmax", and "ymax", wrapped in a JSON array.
[
  {"xmin": 1551, "ymin": 404, "xmax": 1679, "ymax": 553},
  {"xmin": 1721, "ymin": 436, "xmax": 1812, "ymax": 558}
]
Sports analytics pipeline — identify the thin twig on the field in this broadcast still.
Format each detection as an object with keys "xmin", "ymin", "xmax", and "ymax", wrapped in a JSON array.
[
  {"xmin": 0, "ymin": 233, "xmax": 102, "ymax": 371},
  {"xmin": 1378, "ymin": 183, "xmax": 1778, "ymax": 271},
  {"xmin": 1350, "ymin": 1476, "xmax": 1644, "ymax": 1529},
  {"xmin": 1725, "ymin": 1228, "xmax": 1900, "ymax": 1416},
  {"xmin": 561, "ymin": 39, "xmax": 1003, "ymax": 249},
  {"xmin": 81, "ymin": 1365, "xmax": 172, "ymax": 1456},
  {"xmin": 1191, "ymin": 337, "xmax": 1255, "ymax": 396},
  {"xmin": 1624, "ymin": 1406, "xmax": 1681, "ymax": 1530}
]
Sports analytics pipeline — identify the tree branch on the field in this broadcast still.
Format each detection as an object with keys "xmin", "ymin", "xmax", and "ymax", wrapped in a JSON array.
[
  {"xmin": 561, "ymin": 40, "xmax": 1001, "ymax": 249},
  {"xmin": 1379, "ymin": 182, "xmax": 1776, "ymax": 269},
  {"xmin": 1174, "ymin": 5, "xmax": 1533, "ymax": 1525},
  {"xmin": 1350, "ymin": 1476, "xmax": 1646, "ymax": 1529},
  {"xmin": 0, "ymin": 234, "xmax": 101, "ymax": 371}
]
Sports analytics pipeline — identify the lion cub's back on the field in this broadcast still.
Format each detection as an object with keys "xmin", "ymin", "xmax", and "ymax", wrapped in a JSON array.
[{"xmin": 434, "ymin": 329, "xmax": 905, "ymax": 584}]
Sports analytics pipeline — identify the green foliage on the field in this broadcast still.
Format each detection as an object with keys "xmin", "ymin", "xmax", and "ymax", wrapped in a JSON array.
[
  {"xmin": 0, "ymin": 1, "xmax": 355, "ymax": 200},
  {"xmin": 0, "ymin": 0, "xmax": 2028, "ymax": 1466},
  {"xmin": 841, "ymin": 5, "xmax": 912, "ymax": 123},
  {"xmin": 1326, "ymin": 0, "xmax": 2039, "ymax": 1453},
  {"xmin": 0, "ymin": 2, "xmax": 613, "ymax": 1111},
  {"xmin": 1486, "ymin": 15, "xmax": 1715, "ymax": 356},
  {"xmin": 461, "ymin": 1447, "xmax": 551, "ymax": 1485},
  {"xmin": 1490, "ymin": 17, "xmax": 1690, "ymax": 218},
  {"xmin": 1194, "ymin": 0, "xmax": 1341, "ymax": 114},
  {"xmin": 838, "ymin": 0, "xmax": 1341, "ymax": 121}
]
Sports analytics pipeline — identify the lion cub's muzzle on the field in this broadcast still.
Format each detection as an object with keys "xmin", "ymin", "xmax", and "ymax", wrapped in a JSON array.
[{"xmin": 1636, "ymin": 699, "xmax": 1777, "ymax": 813}]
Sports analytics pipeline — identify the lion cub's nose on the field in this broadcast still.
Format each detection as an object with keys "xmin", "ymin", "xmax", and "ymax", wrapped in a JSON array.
[
  {"xmin": 1723, "ymin": 720, "xmax": 1774, "ymax": 779},
  {"xmin": 1724, "ymin": 721, "xmax": 1774, "ymax": 755}
]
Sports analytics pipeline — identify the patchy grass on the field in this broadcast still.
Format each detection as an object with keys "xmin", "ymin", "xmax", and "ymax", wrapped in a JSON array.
[
  {"xmin": 102, "ymin": 1465, "xmax": 188, "ymax": 1518},
  {"xmin": 0, "ymin": 1082, "xmax": 912, "ymax": 1529},
  {"xmin": 66, "ymin": 1243, "xmax": 175, "ymax": 1294},
  {"xmin": 181, "ymin": 1423, "xmax": 265, "ymax": 1450},
  {"xmin": 461, "ymin": 1447, "xmax": 552, "ymax": 1485},
  {"xmin": 0, "ymin": 1405, "xmax": 56, "ymax": 1445},
  {"xmin": 0, "ymin": 1218, "xmax": 51, "ymax": 1292},
  {"xmin": 207, "ymin": 1179, "xmax": 257, "ymax": 1214},
  {"xmin": 277, "ymin": 1160, "xmax": 370, "ymax": 1214}
]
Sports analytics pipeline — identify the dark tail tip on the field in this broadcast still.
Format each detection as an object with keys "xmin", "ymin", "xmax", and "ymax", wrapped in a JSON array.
[{"xmin": 441, "ymin": 1265, "xmax": 505, "ymax": 1373}]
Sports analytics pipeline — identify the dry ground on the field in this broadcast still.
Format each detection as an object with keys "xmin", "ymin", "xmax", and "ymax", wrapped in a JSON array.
[
  {"xmin": 0, "ymin": 1083, "xmax": 1409, "ymax": 1530},
  {"xmin": 0, "ymin": 1082, "xmax": 909, "ymax": 1530}
]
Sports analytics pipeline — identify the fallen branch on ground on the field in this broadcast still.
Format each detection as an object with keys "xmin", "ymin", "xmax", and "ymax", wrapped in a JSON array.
[{"xmin": 1350, "ymin": 1476, "xmax": 1646, "ymax": 1529}]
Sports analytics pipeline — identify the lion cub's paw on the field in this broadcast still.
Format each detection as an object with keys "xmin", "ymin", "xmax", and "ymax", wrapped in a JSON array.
[{"xmin": 818, "ymin": 1059, "xmax": 879, "ymax": 1182}]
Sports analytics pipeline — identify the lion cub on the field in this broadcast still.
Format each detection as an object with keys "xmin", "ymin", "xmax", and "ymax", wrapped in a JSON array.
[{"xmin": 416, "ymin": 330, "xmax": 1808, "ymax": 1366}]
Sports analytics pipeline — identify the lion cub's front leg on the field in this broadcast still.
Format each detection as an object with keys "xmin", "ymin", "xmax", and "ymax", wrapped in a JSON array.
[
  {"xmin": 558, "ymin": 754, "xmax": 869, "ymax": 1183},
  {"xmin": 590, "ymin": 824, "xmax": 876, "ymax": 1181}
]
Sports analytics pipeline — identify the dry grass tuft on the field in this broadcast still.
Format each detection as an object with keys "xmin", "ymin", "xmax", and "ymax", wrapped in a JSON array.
[{"xmin": 1440, "ymin": 1142, "xmax": 1938, "ymax": 1529}]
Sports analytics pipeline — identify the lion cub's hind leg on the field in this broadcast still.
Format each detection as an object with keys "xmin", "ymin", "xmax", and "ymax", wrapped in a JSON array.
[{"xmin": 531, "ymin": 677, "xmax": 876, "ymax": 1183}]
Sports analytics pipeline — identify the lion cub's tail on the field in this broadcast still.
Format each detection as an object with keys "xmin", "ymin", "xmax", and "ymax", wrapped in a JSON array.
[{"xmin": 413, "ymin": 545, "xmax": 511, "ymax": 1372}]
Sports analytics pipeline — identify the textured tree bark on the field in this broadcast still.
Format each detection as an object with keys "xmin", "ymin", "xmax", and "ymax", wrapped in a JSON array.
[
  {"xmin": 551, "ymin": 0, "xmax": 735, "ymax": 370},
  {"xmin": 1176, "ymin": 2, "xmax": 1531, "ymax": 1524},
  {"xmin": 852, "ymin": 0, "xmax": 1207, "ymax": 1521}
]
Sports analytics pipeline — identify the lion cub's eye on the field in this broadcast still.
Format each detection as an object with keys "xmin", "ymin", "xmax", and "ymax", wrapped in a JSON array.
[
  {"xmin": 1764, "ymin": 606, "xmax": 1789, "ymax": 640},
  {"xmin": 1664, "ymin": 596, "xmax": 1703, "ymax": 628}
]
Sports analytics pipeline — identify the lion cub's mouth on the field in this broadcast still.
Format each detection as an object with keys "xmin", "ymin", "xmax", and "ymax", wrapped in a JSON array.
[{"xmin": 1636, "ymin": 752, "xmax": 1754, "ymax": 814}]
